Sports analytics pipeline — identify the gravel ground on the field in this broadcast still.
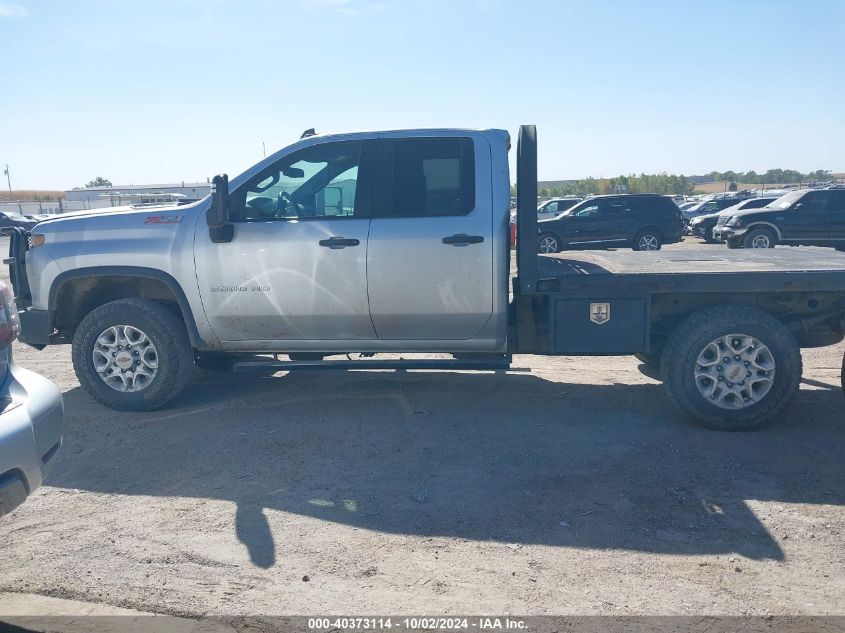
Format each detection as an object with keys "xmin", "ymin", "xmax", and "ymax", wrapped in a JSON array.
[{"xmin": 1, "ymin": 238, "xmax": 843, "ymax": 623}]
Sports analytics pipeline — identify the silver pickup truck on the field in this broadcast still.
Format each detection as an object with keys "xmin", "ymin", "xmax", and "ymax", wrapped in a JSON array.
[{"xmin": 6, "ymin": 126, "xmax": 845, "ymax": 430}]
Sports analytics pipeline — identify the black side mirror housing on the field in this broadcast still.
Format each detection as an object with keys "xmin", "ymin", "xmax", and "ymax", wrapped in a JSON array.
[{"xmin": 207, "ymin": 174, "xmax": 234, "ymax": 243}]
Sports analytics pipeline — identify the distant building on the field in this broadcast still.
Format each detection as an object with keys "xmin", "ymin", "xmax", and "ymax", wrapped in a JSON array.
[{"xmin": 64, "ymin": 181, "xmax": 211, "ymax": 207}]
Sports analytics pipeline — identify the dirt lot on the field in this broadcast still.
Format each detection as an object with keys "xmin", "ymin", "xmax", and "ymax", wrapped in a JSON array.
[{"xmin": 0, "ymin": 238, "xmax": 843, "ymax": 623}]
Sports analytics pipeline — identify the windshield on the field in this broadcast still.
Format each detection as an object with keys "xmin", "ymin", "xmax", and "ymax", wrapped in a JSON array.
[{"xmin": 770, "ymin": 190, "xmax": 805, "ymax": 210}]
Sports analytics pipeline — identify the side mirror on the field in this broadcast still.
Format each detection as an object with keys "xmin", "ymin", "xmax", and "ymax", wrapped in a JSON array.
[
  {"xmin": 207, "ymin": 174, "xmax": 234, "ymax": 243},
  {"xmin": 792, "ymin": 202, "xmax": 804, "ymax": 211}
]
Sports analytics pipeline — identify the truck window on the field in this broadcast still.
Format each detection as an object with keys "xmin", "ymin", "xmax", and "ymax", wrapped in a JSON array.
[
  {"xmin": 233, "ymin": 141, "xmax": 369, "ymax": 221},
  {"xmin": 381, "ymin": 138, "xmax": 475, "ymax": 217},
  {"xmin": 574, "ymin": 202, "xmax": 600, "ymax": 217}
]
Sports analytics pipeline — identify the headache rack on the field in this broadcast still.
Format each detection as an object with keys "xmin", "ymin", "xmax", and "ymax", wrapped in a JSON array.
[{"xmin": 3, "ymin": 227, "xmax": 33, "ymax": 305}]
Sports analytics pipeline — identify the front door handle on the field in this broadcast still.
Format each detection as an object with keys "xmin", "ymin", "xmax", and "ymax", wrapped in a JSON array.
[
  {"xmin": 442, "ymin": 233, "xmax": 484, "ymax": 246},
  {"xmin": 319, "ymin": 236, "xmax": 360, "ymax": 249}
]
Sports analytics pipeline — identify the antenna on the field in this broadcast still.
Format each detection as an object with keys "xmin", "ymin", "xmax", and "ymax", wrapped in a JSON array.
[{"xmin": 300, "ymin": 128, "xmax": 317, "ymax": 139}]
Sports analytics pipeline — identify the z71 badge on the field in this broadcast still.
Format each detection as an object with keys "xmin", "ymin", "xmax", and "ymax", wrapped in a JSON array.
[
  {"xmin": 145, "ymin": 215, "xmax": 183, "ymax": 224},
  {"xmin": 589, "ymin": 302, "xmax": 611, "ymax": 325}
]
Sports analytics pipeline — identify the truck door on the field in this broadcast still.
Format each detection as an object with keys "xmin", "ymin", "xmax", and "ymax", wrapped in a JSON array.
[
  {"xmin": 780, "ymin": 190, "xmax": 831, "ymax": 240},
  {"xmin": 567, "ymin": 199, "xmax": 627, "ymax": 245},
  {"xmin": 366, "ymin": 135, "xmax": 494, "ymax": 341},
  {"xmin": 828, "ymin": 190, "xmax": 845, "ymax": 240},
  {"xmin": 194, "ymin": 139, "xmax": 378, "ymax": 342}
]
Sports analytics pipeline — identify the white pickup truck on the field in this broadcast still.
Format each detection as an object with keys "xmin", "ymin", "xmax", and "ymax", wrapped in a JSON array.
[{"xmin": 6, "ymin": 126, "xmax": 845, "ymax": 430}]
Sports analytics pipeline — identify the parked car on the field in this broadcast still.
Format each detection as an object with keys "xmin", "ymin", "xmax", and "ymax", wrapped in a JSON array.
[
  {"xmin": 682, "ymin": 196, "xmax": 751, "ymax": 222},
  {"xmin": 689, "ymin": 197, "xmax": 778, "ymax": 243},
  {"xmin": 714, "ymin": 189, "xmax": 845, "ymax": 250},
  {"xmin": 678, "ymin": 201, "xmax": 699, "ymax": 212},
  {"xmin": 537, "ymin": 194, "xmax": 685, "ymax": 252},
  {"xmin": 0, "ymin": 281, "xmax": 63, "ymax": 518},
  {"xmin": 0, "ymin": 212, "xmax": 38, "ymax": 231},
  {"xmin": 537, "ymin": 197, "xmax": 581, "ymax": 217}
]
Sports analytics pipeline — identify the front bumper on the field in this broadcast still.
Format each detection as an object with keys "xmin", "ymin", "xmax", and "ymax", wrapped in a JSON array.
[
  {"xmin": 0, "ymin": 364, "xmax": 63, "ymax": 517},
  {"xmin": 713, "ymin": 226, "xmax": 748, "ymax": 241},
  {"xmin": 17, "ymin": 308, "xmax": 54, "ymax": 348}
]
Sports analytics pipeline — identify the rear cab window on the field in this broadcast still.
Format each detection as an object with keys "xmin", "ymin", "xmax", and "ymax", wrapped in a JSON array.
[{"xmin": 376, "ymin": 137, "xmax": 475, "ymax": 217}]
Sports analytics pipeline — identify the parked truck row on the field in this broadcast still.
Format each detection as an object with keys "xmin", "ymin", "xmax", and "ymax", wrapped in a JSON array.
[{"xmin": 6, "ymin": 125, "xmax": 845, "ymax": 430}]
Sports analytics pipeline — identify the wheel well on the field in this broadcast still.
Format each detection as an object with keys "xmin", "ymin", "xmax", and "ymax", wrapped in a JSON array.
[
  {"xmin": 53, "ymin": 275, "xmax": 185, "ymax": 339},
  {"xmin": 745, "ymin": 223, "xmax": 781, "ymax": 240},
  {"xmin": 635, "ymin": 226, "xmax": 663, "ymax": 239},
  {"xmin": 648, "ymin": 293, "xmax": 845, "ymax": 353}
]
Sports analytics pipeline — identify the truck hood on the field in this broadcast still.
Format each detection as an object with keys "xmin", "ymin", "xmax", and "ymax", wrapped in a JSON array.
[
  {"xmin": 725, "ymin": 206, "xmax": 779, "ymax": 220},
  {"xmin": 35, "ymin": 201, "xmax": 205, "ymax": 229}
]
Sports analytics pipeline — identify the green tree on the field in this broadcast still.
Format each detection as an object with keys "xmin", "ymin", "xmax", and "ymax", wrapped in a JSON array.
[{"xmin": 85, "ymin": 177, "xmax": 112, "ymax": 188}]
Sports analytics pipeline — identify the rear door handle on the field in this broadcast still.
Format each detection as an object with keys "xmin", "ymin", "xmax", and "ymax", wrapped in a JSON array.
[
  {"xmin": 319, "ymin": 236, "xmax": 360, "ymax": 249},
  {"xmin": 442, "ymin": 233, "xmax": 484, "ymax": 246}
]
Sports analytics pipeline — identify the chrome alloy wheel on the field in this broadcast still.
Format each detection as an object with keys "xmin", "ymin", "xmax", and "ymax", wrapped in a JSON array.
[
  {"xmin": 93, "ymin": 325, "xmax": 159, "ymax": 392},
  {"xmin": 638, "ymin": 234, "xmax": 660, "ymax": 250},
  {"xmin": 539, "ymin": 235, "xmax": 559, "ymax": 253},
  {"xmin": 694, "ymin": 334, "xmax": 775, "ymax": 409},
  {"xmin": 751, "ymin": 233, "xmax": 771, "ymax": 248}
]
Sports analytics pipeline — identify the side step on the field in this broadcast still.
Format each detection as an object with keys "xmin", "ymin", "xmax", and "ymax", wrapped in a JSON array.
[{"xmin": 231, "ymin": 355, "xmax": 512, "ymax": 373}]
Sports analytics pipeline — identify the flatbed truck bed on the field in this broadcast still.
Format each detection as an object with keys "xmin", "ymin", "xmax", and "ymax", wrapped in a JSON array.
[{"xmin": 536, "ymin": 248, "xmax": 845, "ymax": 293}]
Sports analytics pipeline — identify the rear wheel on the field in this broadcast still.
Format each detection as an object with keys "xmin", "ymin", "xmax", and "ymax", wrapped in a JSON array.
[
  {"xmin": 72, "ymin": 299, "xmax": 194, "ymax": 411},
  {"xmin": 633, "ymin": 230, "xmax": 662, "ymax": 251},
  {"xmin": 743, "ymin": 227, "xmax": 777, "ymax": 249},
  {"xmin": 660, "ymin": 305, "xmax": 801, "ymax": 431},
  {"xmin": 538, "ymin": 232, "xmax": 560, "ymax": 254}
]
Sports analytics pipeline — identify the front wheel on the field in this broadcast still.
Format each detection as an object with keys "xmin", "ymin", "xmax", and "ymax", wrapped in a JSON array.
[
  {"xmin": 72, "ymin": 299, "xmax": 194, "ymax": 411},
  {"xmin": 538, "ymin": 232, "xmax": 561, "ymax": 254},
  {"xmin": 633, "ymin": 231, "xmax": 662, "ymax": 251},
  {"xmin": 743, "ymin": 227, "xmax": 777, "ymax": 249},
  {"xmin": 660, "ymin": 305, "xmax": 802, "ymax": 431}
]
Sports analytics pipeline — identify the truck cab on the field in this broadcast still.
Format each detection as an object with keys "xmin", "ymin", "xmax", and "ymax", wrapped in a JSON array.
[{"xmin": 195, "ymin": 129, "xmax": 510, "ymax": 349}]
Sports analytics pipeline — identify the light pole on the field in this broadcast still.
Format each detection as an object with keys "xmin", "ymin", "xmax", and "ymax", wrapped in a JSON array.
[{"xmin": 3, "ymin": 163, "xmax": 11, "ymax": 199}]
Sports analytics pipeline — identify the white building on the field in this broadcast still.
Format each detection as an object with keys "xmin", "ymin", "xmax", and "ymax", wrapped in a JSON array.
[{"xmin": 64, "ymin": 181, "xmax": 211, "ymax": 207}]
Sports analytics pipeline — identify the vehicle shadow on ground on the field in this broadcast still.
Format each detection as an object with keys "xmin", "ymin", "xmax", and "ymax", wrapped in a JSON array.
[{"xmin": 47, "ymin": 368, "xmax": 844, "ymax": 569}]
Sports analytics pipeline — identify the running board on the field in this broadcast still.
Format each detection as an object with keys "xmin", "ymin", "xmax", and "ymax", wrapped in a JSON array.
[{"xmin": 231, "ymin": 356, "xmax": 512, "ymax": 373}]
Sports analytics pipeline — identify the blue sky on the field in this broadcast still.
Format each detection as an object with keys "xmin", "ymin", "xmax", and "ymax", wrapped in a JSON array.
[{"xmin": 1, "ymin": 0, "xmax": 843, "ymax": 189}]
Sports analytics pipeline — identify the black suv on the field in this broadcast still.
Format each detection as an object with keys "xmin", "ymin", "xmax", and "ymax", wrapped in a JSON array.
[
  {"xmin": 713, "ymin": 189, "xmax": 845, "ymax": 250},
  {"xmin": 537, "ymin": 194, "xmax": 684, "ymax": 252}
]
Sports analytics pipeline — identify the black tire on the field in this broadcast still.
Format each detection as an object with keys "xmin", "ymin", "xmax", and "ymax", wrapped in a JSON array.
[
  {"xmin": 726, "ymin": 238, "xmax": 742, "ymax": 249},
  {"xmin": 72, "ymin": 299, "xmax": 194, "ymax": 411},
  {"xmin": 633, "ymin": 229, "xmax": 662, "ymax": 251},
  {"xmin": 538, "ymin": 232, "xmax": 561, "ymax": 254},
  {"xmin": 660, "ymin": 305, "xmax": 802, "ymax": 431},
  {"xmin": 743, "ymin": 227, "xmax": 777, "ymax": 249}
]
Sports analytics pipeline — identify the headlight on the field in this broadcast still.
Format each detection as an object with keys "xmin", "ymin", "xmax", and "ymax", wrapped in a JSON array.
[
  {"xmin": 726, "ymin": 217, "xmax": 742, "ymax": 228},
  {"xmin": 690, "ymin": 218, "xmax": 702, "ymax": 226}
]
